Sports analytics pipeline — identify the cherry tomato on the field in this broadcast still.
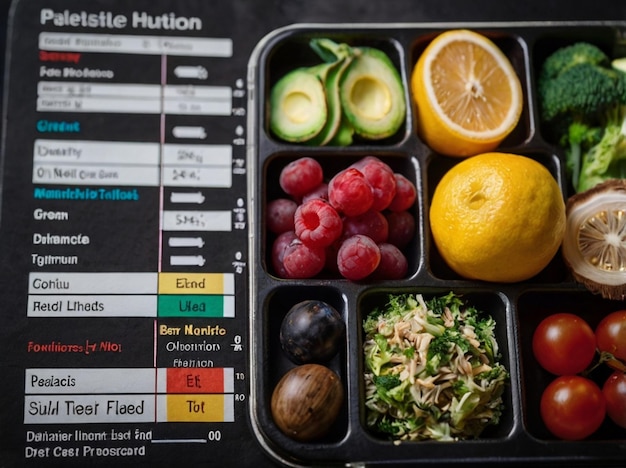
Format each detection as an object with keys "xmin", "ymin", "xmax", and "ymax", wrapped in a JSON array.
[
  {"xmin": 540, "ymin": 375, "xmax": 606, "ymax": 440},
  {"xmin": 596, "ymin": 310, "xmax": 626, "ymax": 372},
  {"xmin": 532, "ymin": 313, "xmax": 596, "ymax": 375},
  {"xmin": 603, "ymin": 371, "xmax": 626, "ymax": 429}
]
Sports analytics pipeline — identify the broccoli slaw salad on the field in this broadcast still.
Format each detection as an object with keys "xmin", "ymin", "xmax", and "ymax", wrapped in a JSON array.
[{"xmin": 363, "ymin": 292, "xmax": 509, "ymax": 442}]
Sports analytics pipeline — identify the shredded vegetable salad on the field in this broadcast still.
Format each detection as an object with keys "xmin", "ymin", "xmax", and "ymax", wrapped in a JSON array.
[{"xmin": 363, "ymin": 292, "xmax": 509, "ymax": 441}]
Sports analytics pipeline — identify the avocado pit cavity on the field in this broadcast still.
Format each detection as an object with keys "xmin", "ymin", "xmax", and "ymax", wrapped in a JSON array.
[
  {"xmin": 350, "ymin": 76, "xmax": 391, "ymax": 120},
  {"xmin": 283, "ymin": 91, "xmax": 316, "ymax": 124}
]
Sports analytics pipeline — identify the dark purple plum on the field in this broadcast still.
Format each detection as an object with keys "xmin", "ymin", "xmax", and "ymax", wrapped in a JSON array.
[{"xmin": 280, "ymin": 300, "xmax": 345, "ymax": 364}]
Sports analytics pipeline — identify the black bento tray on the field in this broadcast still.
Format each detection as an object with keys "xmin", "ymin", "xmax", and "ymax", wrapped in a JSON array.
[{"xmin": 247, "ymin": 22, "xmax": 626, "ymax": 467}]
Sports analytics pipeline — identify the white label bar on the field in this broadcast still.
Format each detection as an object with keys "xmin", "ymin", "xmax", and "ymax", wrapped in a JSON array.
[
  {"xmin": 25, "ymin": 369, "xmax": 157, "ymax": 394},
  {"xmin": 34, "ymin": 140, "xmax": 160, "ymax": 165},
  {"xmin": 33, "ymin": 164, "xmax": 160, "ymax": 186},
  {"xmin": 28, "ymin": 272, "xmax": 158, "ymax": 294},
  {"xmin": 223, "ymin": 296, "xmax": 235, "ymax": 318},
  {"xmin": 37, "ymin": 96, "xmax": 162, "ymax": 114},
  {"xmin": 172, "ymin": 126, "xmax": 207, "ymax": 139},
  {"xmin": 163, "ymin": 86, "xmax": 232, "ymax": 100},
  {"xmin": 162, "ymin": 144, "xmax": 232, "ymax": 166},
  {"xmin": 27, "ymin": 295, "xmax": 157, "ymax": 317},
  {"xmin": 24, "ymin": 394, "xmax": 154, "ymax": 424},
  {"xmin": 161, "ymin": 210, "xmax": 232, "ymax": 231},
  {"xmin": 170, "ymin": 192, "xmax": 206, "ymax": 204},
  {"xmin": 173, "ymin": 66, "xmax": 208, "ymax": 79},
  {"xmin": 37, "ymin": 82, "xmax": 161, "ymax": 98},
  {"xmin": 162, "ymin": 167, "xmax": 232, "ymax": 188},
  {"xmin": 37, "ymin": 96, "xmax": 232, "ymax": 116},
  {"xmin": 167, "ymin": 236, "xmax": 205, "ymax": 248},
  {"xmin": 162, "ymin": 98, "xmax": 232, "ymax": 116},
  {"xmin": 169, "ymin": 255, "xmax": 206, "ymax": 267},
  {"xmin": 39, "ymin": 32, "xmax": 233, "ymax": 57}
]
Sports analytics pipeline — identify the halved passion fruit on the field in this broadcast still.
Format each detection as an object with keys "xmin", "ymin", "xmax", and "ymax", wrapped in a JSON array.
[{"xmin": 562, "ymin": 179, "xmax": 626, "ymax": 300}]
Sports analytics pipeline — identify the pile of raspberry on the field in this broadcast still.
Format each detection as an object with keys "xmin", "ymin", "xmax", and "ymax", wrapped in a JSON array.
[{"xmin": 267, "ymin": 156, "xmax": 417, "ymax": 280}]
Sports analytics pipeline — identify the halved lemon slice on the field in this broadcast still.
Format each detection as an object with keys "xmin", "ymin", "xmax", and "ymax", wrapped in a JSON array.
[
  {"xmin": 411, "ymin": 29, "xmax": 523, "ymax": 157},
  {"xmin": 562, "ymin": 179, "xmax": 626, "ymax": 300}
]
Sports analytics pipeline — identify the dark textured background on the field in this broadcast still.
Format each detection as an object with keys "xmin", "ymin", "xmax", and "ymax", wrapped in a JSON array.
[
  {"xmin": 0, "ymin": 2, "xmax": 624, "ymax": 467},
  {"xmin": 1, "ymin": 0, "xmax": 625, "ymax": 108}
]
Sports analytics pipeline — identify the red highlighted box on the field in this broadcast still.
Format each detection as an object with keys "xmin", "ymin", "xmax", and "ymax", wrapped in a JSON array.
[{"xmin": 166, "ymin": 368, "xmax": 226, "ymax": 393}]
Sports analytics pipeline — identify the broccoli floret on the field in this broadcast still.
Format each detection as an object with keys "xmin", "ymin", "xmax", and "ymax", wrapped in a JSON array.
[
  {"xmin": 538, "ymin": 43, "xmax": 626, "ymax": 192},
  {"xmin": 539, "ymin": 42, "xmax": 609, "ymax": 83},
  {"xmin": 374, "ymin": 374, "xmax": 401, "ymax": 391},
  {"xmin": 539, "ymin": 63, "xmax": 623, "ymax": 122},
  {"xmin": 364, "ymin": 333, "xmax": 394, "ymax": 375},
  {"xmin": 375, "ymin": 415, "xmax": 423, "ymax": 437},
  {"xmin": 464, "ymin": 313, "xmax": 500, "ymax": 362},
  {"xmin": 363, "ymin": 311, "xmax": 382, "ymax": 335},
  {"xmin": 426, "ymin": 328, "xmax": 470, "ymax": 374},
  {"xmin": 425, "ymin": 291, "xmax": 463, "ymax": 317},
  {"xmin": 376, "ymin": 417, "xmax": 401, "ymax": 435},
  {"xmin": 563, "ymin": 121, "xmax": 604, "ymax": 187},
  {"xmin": 371, "ymin": 374, "xmax": 404, "ymax": 407}
]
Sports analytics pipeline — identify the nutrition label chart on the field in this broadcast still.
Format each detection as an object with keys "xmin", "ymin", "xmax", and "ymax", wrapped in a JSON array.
[{"xmin": 0, "ymin": 2, "xmax": 258, "ymax": 466}]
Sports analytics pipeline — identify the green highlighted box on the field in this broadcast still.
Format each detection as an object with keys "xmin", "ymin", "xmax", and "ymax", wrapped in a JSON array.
[{"xmin": 158, "ymin": 295, "xmax": 227, "ymax": 317}]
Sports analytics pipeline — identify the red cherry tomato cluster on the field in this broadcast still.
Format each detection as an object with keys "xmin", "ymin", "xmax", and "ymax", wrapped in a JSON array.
[{"xmin": 532, "ymin": 310, "xmax": 626, "ymax": 440}]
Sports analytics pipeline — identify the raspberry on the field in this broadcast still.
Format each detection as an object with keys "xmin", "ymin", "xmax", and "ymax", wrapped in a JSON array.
[
  {"xmin": 342, "ymin": 210, "xmax": 389, "ymax": 244},
  {"xmin": 266, "ymin": 198, "xmax": 297, "ymax": 234},
  {"xmin": 385, "ymin": 211, "xmax": 416, "ymax": 248},
  {"xmin": 350, "ymin": 155, "xmax": 385, "ymax": 172},
  {"xmin": 353, "ymin": 157, "xmax": 396, "ymax": 211},
  {"xmin": 387, "ymin": 173, "xmax": 417, "ymax": 212},
  {"xmin": 302, "ymin": 182, "xmax": 329, "ymax": 203},
  {"xmin": 294, "ymin": 199, "xmax": 343, "ymax": 248},
  {"xmin": 336, "ymin": 234, "xmax": 381, "ymax": 280},
  {"xmin": 328, "ymin": 168, "xmax": 373, "ymax": 216},
  {"xmin": 279, "ymin": 157, "xmax": 324, "ymax": 198},
  {"xmin": 371, "ymin": 243, "xmax": 408, "ymax": 279},
  {"xmin": 271, "ymin": 231, "xmax": 298, "ymax": 277},
  {"xmin": 282, "ymin": 238, "xmax": 326, "ymax": 279}
]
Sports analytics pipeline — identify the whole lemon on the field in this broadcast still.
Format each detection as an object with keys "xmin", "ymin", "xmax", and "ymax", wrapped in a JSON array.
[{"xmin": 430, "ymin": 153, "xmax": 566, "ymax": 282}]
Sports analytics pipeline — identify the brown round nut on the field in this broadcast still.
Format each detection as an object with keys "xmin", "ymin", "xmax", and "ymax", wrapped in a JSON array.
[{"xmin": 270, "ymin": 364, "xmax": 343, "ymax": 441}]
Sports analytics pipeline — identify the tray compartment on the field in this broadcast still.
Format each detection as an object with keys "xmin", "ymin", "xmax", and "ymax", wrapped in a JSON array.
[
  {"xmin": 409, "ymin": 28, "xmax": 533, "ymax": 150},
  {"xmin": 262, "ymin": 31, "xmax": 411, "ymax": 146},
  {"xmin": 424, "ymin": 149, "xmax": 569, "ymax": 283},
  {"xmin": 357, "ymin": 287, "xmax": 516, "ymax": 441},
  {"xmin": 517, "ymin": 290, "xmax": 626, "ymax": 441},
  {"xmin": 257, "ymin": 286, "xmax": 349, "ymax": 443},
  {"xmin": 261, "ymin": 151, "xmax": 423, "ymax": 279}
]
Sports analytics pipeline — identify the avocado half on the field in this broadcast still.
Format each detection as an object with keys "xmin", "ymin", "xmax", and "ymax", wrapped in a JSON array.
[
  {"xmin": 339, "ymin": 47, "xmax": 406, "ymax": 140},
  {"xmin": 269, "ymin": 68, "xmax": 328, "ymax": 143}
]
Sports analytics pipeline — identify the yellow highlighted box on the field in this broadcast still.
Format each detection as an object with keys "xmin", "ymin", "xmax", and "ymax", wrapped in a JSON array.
[
  {"xmin": 157, "ymin": 394, "xmax": 234, "ymax": 422},
  {"xmin": 158, "ymin": 273, "xmax": 234, "ymax": 294}
]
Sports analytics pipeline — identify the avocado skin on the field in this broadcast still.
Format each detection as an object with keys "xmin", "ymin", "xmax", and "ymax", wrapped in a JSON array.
[{"xmin": 306, "ymin": 57, "xmax": 354, "ymax": 146}]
